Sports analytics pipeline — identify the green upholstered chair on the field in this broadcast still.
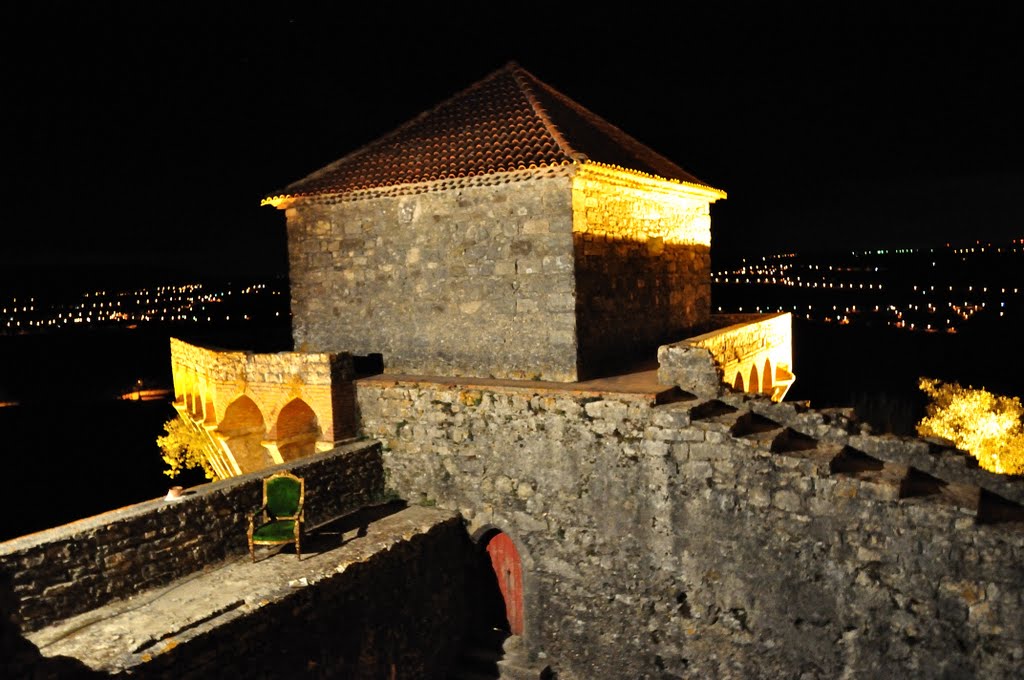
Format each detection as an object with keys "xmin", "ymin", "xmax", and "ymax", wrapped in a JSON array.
[{"xmin": 248, "ymin": 472, "xmax": 305, "ymax": 561}]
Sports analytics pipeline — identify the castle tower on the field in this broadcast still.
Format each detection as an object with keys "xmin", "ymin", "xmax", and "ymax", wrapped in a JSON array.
[{"xmin": 264, "ymin": 62, "xmax": 726, "ymax": 381}]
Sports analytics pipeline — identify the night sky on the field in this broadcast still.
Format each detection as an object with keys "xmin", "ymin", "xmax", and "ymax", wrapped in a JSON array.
[{"xmin": 5, "ymin": 2, "xmax": 1022, "ymax": 288}]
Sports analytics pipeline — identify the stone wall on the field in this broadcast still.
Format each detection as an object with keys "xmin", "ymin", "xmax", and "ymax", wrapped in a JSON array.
[
  {"xmin": 0, "ymin": 442, "xmax": 385, "ymax": 633},
  {"xmin": 115, "ymin": 511, "xmax": 474, "ymax": 680},
  {"xmin": 170, "ymin": 338, "xmax": 356, "ymax": 475},
  {"xmin": 285, "ymin": 176, "xmax": 580, "ymax": 381},
  {"xmin": 659, "ymin": 313, "xmax": 795, "ymax": 400},
  {"xmin": 355, "ymin": 376, "xmax": 1024, "ymax": 679},
  {"xmin": 572, "ymin": 164, "xmax": 717, "ymax": 375}
]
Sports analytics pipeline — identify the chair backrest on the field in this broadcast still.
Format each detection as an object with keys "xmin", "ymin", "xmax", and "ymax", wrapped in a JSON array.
[{"xmin": 264, "ymin": 472, "xmax": 304, "ymax": 517}]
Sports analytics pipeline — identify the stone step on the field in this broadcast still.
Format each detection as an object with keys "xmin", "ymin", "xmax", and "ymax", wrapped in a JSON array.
[
  {"xmin": 824, "ymin": 445, "xmax": 1024, "ymax": 524},
  {"xmin": 653, "ymin": 385, "xmax": 698, "ymax": 406},
  {"xmin": 770, "ymin": 427, "xmax": 820, "ymax": 454},
  {"xmin": 848, "ymin": 434, "xmax": 1024, "ymax": 507},
  {"xmin": 447, "ymin": 631, "xmax": 554, "ymax": 680},
  {"xmin": 771, "ymin": 439, "xmax": 844, "ymax": 475},
  {"xmin": 829, "ymin": 446, "xmax": 918, "ymax": 502},
  {"xmin": 729, "ymin": 411, "xmax": 784, "ymax": 442},
  {"xmin": 978, "ymin": 490, "xmax": 1024, "ymax": 526},
  {"xmin": 498, "ymin": 656, "xmax": 555, "ymax": 679},
  {"xmin": 688, "ymin": 398, "xmax": 739, "ymax": 423}
]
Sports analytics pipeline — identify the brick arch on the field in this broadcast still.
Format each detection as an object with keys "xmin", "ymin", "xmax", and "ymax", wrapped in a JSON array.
[
  {"xmin": 218, "ymin": 395, "xmax": 272, "ymax": 473},
  {"xmin": 748, "ymin": 364, "xmax": 759, "ymax": 394},
  {"xmin": 733, "ymin": 372, "xmax": 744, "ymax": 392},
  {"xmin": 763, "ymin": 358, "xmax": 773, "ymax": 394},
  {"xmin": 275, "ymin": 398, "xmax": 321, "ymax": 462}
]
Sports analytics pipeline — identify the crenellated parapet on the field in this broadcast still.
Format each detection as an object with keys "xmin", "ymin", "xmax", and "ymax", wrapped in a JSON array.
[
  {"xmin": 354, "ymin": 365, "xmax": 1024, "ymax": 679},
  {"xmin": 571, "ymin": 163, "xmax": 721, "ymax": 375}
]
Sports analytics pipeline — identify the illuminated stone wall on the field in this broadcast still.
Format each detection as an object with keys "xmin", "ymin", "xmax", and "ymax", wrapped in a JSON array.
[
  {"xmin": 169, "ymin": 338, "xmax": 355, "ymax": 476},
  {"xmin": 659, "ymin": 312, "xmax": 796, "ymax": 400},
  {"xmin": 285, "ymin": 175, "xmax": 580, "ymax": 381},
  {"xmin": 572, "ymin": 164, "xmax": 718, "ymax": 375},
  {"xmin": 356, "ymin": 374, "xmax": 1024, "ymax": 679},
  {"xmin": 284, "ymin": 165, "xmax": 723, "ymax": 382}
]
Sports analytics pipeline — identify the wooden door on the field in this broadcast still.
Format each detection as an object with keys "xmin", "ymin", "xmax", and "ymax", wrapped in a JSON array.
[{"xmin": 485, "ymin": 531, "xmax": 524, "ymax": 635}]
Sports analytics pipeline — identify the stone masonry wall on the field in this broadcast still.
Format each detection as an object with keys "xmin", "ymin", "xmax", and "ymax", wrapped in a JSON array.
[
  {"xmin": 122, "ymin": 511, "xmax": 474, "ymax": 680},
  {"xmin": 356, "ymin": 376, "xmax": 1024, "ymax": 679},
  {"xmin": 659, "ymin": 313, "xmax": 794, "ymax": 399},
  {"xmin": 286, "ymin": 176, "xmax": 580, "ymax": 381},
  {"xmin": 170, "ymin": 337, "xmax": 356, "ymax": 445},
  {"xmin": 0, "ymin": 442, "xmax": 385, "ymax": 633},
  {"xmin": 572, "ymin": 164, "xmax": 715, "ymax": 375}
]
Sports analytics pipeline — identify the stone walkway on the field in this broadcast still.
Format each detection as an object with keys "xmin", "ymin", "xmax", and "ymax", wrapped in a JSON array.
[
  {"xmin": 27, "ymin": 504, "xmax": 456, "ymax": 674},
  {"xmin": 360, "ymin": 359, "xmax": 675, "ymax": 401}
]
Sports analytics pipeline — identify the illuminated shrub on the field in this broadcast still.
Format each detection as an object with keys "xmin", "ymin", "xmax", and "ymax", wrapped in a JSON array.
[
  {"xmin": 157, "ymin": 416, "xmax": 221, "ymax": 480},
  {"xmin": 917, "ymin": 378, "xmax": 1024, "ymax": 475}
]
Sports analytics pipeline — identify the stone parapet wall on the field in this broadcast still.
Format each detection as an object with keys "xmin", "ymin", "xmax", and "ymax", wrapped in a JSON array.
[
  {"xmin": 99, "ymin": 509, "xmax": 472, "ymax": 680},
  {"xmin": 169, "ymin": 338, "xmax": 353, "ymax": 440},
  {"xmin": 286, "ymin": 177, "xmax": 580, "ymax": 381},
  {"xmin": 169, "ymin": 338, "xmax": 356, "ymax": 475},
  {"xmin": 572, "ymin": 164, "xmax": 717, "ymax": 374},
  {"xmin": 687, "ymin": 313, "xmax": 792, "ymax": 366},
  {"xmin": 660, "ymin": 312, "xmax": 794, "ymax": 399},
  {"xmin": 356, "ymin": 376, "xmax": 1024, "ymax": 679},
  {"xmin": 170, "ymin": 338, "xmax": 339, "ymax": 387},
  {"xmin": 0, "ymin": 442, "xmax": 385, "ymax": 633}
]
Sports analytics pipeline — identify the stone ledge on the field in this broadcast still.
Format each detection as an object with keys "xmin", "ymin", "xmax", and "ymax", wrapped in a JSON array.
[
  {"xmin": 26, "ymin": 505, "xmax": 462, "ymax": 675},
  {"xmin": 1, "ymin": 441, "xmax": 385, "ymax": 633}
]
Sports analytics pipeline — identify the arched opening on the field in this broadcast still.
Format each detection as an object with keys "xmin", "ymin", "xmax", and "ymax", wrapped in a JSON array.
[
  {"xmin": 218, "ymin": 396, "xmax": 271, "ymax": 473},
  {"xmin": 748, "ymin": 365, "xmax": 759, "ymax": 394},
  {"xmin": 763, "ymin": 358, "xmax": 773, "ymax": 393},
  {"xmin": 479, "ymin": 530, "xmax": 524, "ymax": 636},
  {"xmin": 190, "ymin": 390, "xmax": 203, "ymax": 420},
  {"xmin": 172, "ymin": 369, "xmax": 187, "ymax": 407},
  {"xmin": 733, "ymin": 372, "xmax": 744, "ymax": 392},
  {"xmin": 275, "ymin": 398, "xmax": 320, "ymax": 461},
  {"xmin": 203, "ymin": 396, "xmax": 216, "ymax": 424}
]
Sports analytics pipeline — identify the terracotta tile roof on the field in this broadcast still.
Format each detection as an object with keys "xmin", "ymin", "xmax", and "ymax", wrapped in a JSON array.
[{"xmin": 264, "ymin": 62, "xmax": 720, "ymax": 205}]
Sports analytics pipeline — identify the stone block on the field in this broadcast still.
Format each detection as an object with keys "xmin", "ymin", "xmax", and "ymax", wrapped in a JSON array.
[{"xmin": 771, "ymin": 490, "xmax": 802, "ymax": 512}]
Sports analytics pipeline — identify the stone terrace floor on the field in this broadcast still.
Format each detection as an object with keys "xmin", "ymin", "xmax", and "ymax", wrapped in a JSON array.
[
  {"xmin": 362, "ymin": 358, "xmax": 679, "ymax": 401},
  {"xmin": 27, "ymin": 504, "xmax": 455, "ymax": 674}
]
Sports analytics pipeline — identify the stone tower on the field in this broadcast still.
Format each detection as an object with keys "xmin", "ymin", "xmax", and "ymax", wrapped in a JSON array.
[{"xmin": 264, "ymin": 62, "xmax": 725, "ymax": 381}]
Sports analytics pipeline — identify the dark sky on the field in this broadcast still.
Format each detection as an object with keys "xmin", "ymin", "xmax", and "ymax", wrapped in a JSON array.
[{"xmin": 4, "ymin": 2, "xmax": 1022, "ymax": 286}]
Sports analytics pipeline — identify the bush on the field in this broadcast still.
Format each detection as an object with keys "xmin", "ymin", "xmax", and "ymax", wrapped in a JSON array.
[
  {"xmin": 156, "ymin": 415, "xmax": 221, "ymax": 480},
  {"xmin": 917, "ymin": 378, "xmax": 1024, "ymax": 475}
]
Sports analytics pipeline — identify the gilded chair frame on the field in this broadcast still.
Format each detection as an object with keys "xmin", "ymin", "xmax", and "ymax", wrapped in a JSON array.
[{"xmin": 247, "ymin": 471, "xmax": 305, "ymax": 561}]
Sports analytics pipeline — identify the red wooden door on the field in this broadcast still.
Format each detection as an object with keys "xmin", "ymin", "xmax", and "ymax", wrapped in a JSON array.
[{"xmin": 485, "ymin": 532, "xmax": 524, "ymax": 635}]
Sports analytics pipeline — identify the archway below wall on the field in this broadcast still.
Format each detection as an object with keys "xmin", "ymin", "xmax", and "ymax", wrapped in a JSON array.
[
  {"xmin": 275, "ymin": 398, "xmax": 321, "ymax": 461},
  {"xmin": 218, "ymin": 395, "xmax": 272, "ymax": 473},
  {"xmin": 481, "ymin": 530, "xmax": 524, "ymax": 636}
]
